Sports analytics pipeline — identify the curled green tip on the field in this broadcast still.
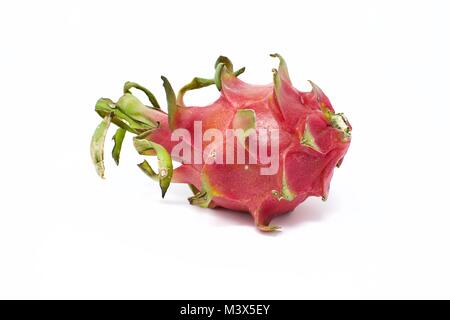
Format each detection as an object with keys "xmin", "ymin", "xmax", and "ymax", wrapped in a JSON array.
[
  {"xmin": 270, "ymin": 53, "xmax": 284, "ymax": 65},
  {"xmin": 270, "ymin": 53, "xmax": 285, "ymax": 62},
  {"xmin": 270, "ymin": 53, "xmax": 290, "ymax": 82},
  {"xmin": 177, "ymin": 77, "xmax": 214, "ymax": 105},
  {"xmin": 214, "ymin": 62, "xmax": 225, "ymax": 91},
  {"xmin": 133, "ymin": 138, "xmax": 173, "ymax": 198},
  {"xmin": 214, "ymin": 56, "xmax": 233, "ymax": 71},
  {"xmin": 188, "ymin": 191, "xmax": 212, "ymax": 208},
  {"xmin": 137, "ymin": 160, "xmax": 158, "ymax": 181},
  {"xmin": 94, "ymin": 98, "xmax": 116, "ymax": 117},
  {"xmin": 123, "ymin": 81, "xmax": 160, "ymax": 109},
  {"xmin": 214, "ymin": 61, "xmax": 234, "ymax": 91},
  {"xmin": 177, "ymin": 66, "xmax": 245, "ymax": 106},
  {"xmin": 90, "ymin": 114, "xmax": 112, "ymax": 179}
]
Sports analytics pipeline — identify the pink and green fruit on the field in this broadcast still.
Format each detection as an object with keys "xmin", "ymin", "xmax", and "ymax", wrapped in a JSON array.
[{"xmin": 90, "ymin": 54, "xmax": 352, "ymax": 231}]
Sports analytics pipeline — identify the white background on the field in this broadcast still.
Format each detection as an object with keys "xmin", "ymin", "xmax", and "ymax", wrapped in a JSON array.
[{"xmin": 1, "ymin": 0, "xmax": 449, "ymax": 299}]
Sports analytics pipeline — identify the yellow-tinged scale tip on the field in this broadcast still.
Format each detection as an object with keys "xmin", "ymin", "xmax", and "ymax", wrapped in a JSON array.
[{"xmin": 258, "ymin": 224, "xmax": 282, "ymax": 232}]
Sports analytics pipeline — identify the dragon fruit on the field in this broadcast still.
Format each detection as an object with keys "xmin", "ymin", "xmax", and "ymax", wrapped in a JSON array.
[{"xmin": 90, "ymin": 54, "xmax": 351, "ymax": 231}]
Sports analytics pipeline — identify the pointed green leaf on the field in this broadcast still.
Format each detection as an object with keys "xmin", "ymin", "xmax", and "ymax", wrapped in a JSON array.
[
  {"xmin": 112, "ymin": 128, "xmax": 126, "ymax": 165},
  {"xmin": 161, "ymin": 76, "xmax": 177, "ymax": 131},
  {"xmin": 90, "ymin": 114, "xmax": 112, "ymax": 179}
]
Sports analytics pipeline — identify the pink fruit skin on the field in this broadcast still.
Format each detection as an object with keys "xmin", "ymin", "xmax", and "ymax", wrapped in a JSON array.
[{"xmin": 141, "ymin": 57, "xmax": 352, "ymax": 230}]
